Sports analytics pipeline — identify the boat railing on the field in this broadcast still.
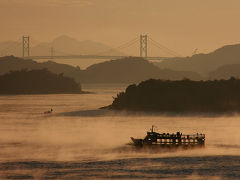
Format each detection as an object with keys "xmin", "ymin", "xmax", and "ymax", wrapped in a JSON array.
[
  {"xmin": 181, "ymin": 134, "xmax": 205, "ymax": 139},
  {"xmin": 149, "ymin": 133, "xmax": 205, "ymax": 145},
  {"xmin": 148, "ymin": 132, "xmax": 205, "ymax": 140}
]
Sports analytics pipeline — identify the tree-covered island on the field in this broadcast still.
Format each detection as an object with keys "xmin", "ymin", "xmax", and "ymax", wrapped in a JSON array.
[
  {"xmin": 0, "ymin": 69, "xmax": 83, "ymax": 94},
  {"xmin": 108, "ymin": 78, "xmax": 240, "ymax": 112}
]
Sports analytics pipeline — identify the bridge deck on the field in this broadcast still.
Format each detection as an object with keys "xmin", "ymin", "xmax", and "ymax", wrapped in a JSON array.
[{"xmin": 22, "ymin": 55, "xmax": 170, "ymax": 60}]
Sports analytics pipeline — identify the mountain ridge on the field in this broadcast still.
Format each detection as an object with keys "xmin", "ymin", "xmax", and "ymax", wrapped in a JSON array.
[
  {"xmin": 155, "ymin": 43, "xmax": 240, "ymax": 75},
  {"xmin": 0, "ymin": 35, "xmax": 124, "ymax": 56},
  {"xmin": 0, "ymin": 56, "xmax": 202, "ymax": 83}
]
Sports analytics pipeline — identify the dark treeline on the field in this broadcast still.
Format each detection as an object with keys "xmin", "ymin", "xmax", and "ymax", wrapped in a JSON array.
[
  {"xmin": 0, "ymin": 69, "xmax": 82, "ymax": 94},
  {"xmin": 109, "ymin": 78, "xmax": 240, "ymax": 112}
]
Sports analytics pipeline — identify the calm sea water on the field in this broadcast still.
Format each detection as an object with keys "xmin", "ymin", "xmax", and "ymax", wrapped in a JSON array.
[
  {"xmin": 0, "ymin": 84, "xmax": 239, "ymax": 179},
  {"xmin": 36, "ymin": 58, "xmax": 110, "ymax": 70}
]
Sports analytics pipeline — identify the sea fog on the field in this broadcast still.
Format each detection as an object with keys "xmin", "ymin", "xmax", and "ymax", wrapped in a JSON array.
[{"xmin": 0, "ymin": 84, "xmax": 239, "ymax": 179}]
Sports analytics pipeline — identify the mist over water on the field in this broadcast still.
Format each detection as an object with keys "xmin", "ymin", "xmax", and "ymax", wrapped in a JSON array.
[{"xmin": 0, "ymin": 84, "xmax": 239, "ymax": 179}]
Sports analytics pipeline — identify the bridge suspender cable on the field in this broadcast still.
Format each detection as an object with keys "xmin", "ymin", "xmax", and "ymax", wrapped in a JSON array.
[
  {"xmin": 148, "ymin": 37, "xmax": 182, "ymax": 57},
  {"xmin": 2, "ymin": 34, "xmax": 181, "ymax": 60},
  {"xmin": 93, "ymin": 36, "xmax": 139, "ymax": 56}
]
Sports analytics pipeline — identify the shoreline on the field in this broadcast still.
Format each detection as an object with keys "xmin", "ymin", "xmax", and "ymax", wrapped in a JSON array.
[
  {"xmin": 0, "ymin": 90, "xmax": 93, "ymax": 96},
  {"xmin": 99, "ymin": 106, "xmax": 240, "ymax": 117}
]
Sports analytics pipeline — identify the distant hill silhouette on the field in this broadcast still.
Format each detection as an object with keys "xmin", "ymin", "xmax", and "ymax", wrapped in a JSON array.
[
  {"xmin": 0, "ymin": 35, "xmax": 123, "ymax": 56},
  {"xmin": 0, "ymin": 56, "xmax": 202, "ymax": 84},
  {"xmin": 0, "ymin": 56, "xmax": 201, "ymax": 83},
  {"xmin": 0, "ymin": 69, "xmax": 82, "ymax": 94},
  {"xmin": 80, "ymin": 57, "xmax": 202, "ymax": 83},
  {"xmin": 0, "ymin": 41, "xmax": 21, "ymax": 56},
  {"xmin": 155, "ymin": 43, "xmax": 240, "ymax": 75},
  {"xmin": 209, "ymin": 64, "xmax": 240, "ymax": 79},
  {"xmin": 0, "ymin": 56, "xmax": 83, "ymax": 82},
  {"xmin": 47, "ymin": 35, "xmax": 124, "ymax": 56},
  {"xmin": 109, "ymin": 78, "xmax": 240, "ymax": 112}
]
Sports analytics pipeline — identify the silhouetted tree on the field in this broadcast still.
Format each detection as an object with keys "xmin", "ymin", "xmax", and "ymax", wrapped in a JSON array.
[{"xmin": 110, "ymin": 78, "xmax": 240, "ymax": 112}]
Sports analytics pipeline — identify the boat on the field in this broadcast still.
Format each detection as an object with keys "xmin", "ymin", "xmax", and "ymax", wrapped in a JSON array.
[{"xmin": 130, "ymin": 125, "xmax": 205, "ymax": 148}]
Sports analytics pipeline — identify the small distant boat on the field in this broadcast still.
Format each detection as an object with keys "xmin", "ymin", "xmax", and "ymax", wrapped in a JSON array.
[
  {"xmin": 44, "ymin": 108, "xmax": 53, "ymax": 114},
  {"xmin": 131, "ymin": 125, "xmax": 205, "ymax": 148}
]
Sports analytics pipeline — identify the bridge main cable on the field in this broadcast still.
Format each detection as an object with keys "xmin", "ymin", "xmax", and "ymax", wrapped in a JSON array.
[
  {"xmin": 93, "ymin": 36, "xmax": 139, "ymax": 56},
  {"xmin": 148, "ymin": 36, "xmax": 182, "ymax": 57}
]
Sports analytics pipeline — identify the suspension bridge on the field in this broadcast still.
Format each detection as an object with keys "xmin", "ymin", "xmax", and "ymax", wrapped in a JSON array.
[{"xmin": 2, "ymin": 34, "xmax": 181, "ymax": 61}]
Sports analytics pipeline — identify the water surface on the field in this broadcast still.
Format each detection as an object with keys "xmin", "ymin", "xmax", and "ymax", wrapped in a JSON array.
[{"xmin": 0, "ymin": 85, "xmax": 239, "ymax": 179}]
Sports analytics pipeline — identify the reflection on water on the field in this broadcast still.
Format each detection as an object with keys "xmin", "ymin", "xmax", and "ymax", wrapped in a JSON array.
[
  {"xmin": 36, "ymin": 58, "xmax": 111, "ymax": 70},
  {"xmin": 0, "ymin": 85, "xmax": 239, "ymax": 179}
]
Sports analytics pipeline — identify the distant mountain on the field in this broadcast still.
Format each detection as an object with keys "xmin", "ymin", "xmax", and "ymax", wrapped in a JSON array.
[
  {"xmin": 49, "ymin": 35, "xmax": 123, "ymax": 55},
  {"xmin": 0, "ymin": 56, "xmax": 202, "ymax": 84},
  {"xmin": 155, "ymin": 44, "xmax": 240, "ymax": 75},
  {"xmin": 79, "ymin": 57, "xmax": 202, "ymax": 83},
  {"xmin": 0, "ymin": 41, "xmax": 21, "ymax": 56},
  {"xmin": 209, "ymin": 64, "xmax": 240, "ymax": 79},
  {"xmin": 0, "ymin": 35, "xmax": 124, "ymax": 56},
  {"xmin": 0, "ymin": 56, "xmax": 83, "ymax": 82}
]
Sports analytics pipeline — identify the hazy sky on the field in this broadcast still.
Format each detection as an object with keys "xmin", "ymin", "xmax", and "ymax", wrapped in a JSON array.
[{"xmin": 1, "ymin": 0, "xmax": 240, "ymax": 56}]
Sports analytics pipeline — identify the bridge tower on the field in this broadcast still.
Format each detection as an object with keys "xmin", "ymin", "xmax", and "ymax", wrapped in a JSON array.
[
  {"xmin": 22, "ymin": 36, "xmax": 30, "ymax": 57},
  {"xmin": 50, "ymin": 47, "xmax": 54, "ymax": 59},
  {"xmin": 140, "ymin": 34, "xmax": 148, "ymax": 57}
]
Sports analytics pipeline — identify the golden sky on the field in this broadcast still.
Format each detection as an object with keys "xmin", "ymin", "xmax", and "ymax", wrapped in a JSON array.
[{"xmin": 1, "ymin": 0, "xmax": 240, "ymax": 56}]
